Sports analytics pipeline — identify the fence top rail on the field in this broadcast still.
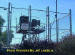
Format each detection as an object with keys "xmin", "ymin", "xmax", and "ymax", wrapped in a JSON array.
[
  {"xmin": 0, "ymin": 6, "xmax": 69, "ymax": 14},
  {"xmin": 12, "ymin": 7, "xmax": 69, "ymax": 14}
]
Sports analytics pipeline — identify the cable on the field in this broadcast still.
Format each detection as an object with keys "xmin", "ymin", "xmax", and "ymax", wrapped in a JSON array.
[
  {"xmin": 51, "ymin": 30, "xmax": 69, "ymax": 36},
  {"xmin": 12, "ymin": 7, "xmax": 68, "ymax": 14},
  {"xmin": 51, "ymin": 14, "xmax": 69, "ymax": 26}
]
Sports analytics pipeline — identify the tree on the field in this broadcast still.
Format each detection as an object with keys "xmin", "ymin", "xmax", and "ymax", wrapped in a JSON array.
[
  {"xmin": 0, "ymin": 16, "xmax": 5, "ymax": 48},
  {"xmin": 55, "ymin": 34, "xmax": 75, "ymax": 55},
  {"xmin": 0, "ymin": 16, "xmax": 14, "ymax": 46},
  {"xmin": 1, "ymin": 30, "xmax": 14, "ymax": 45},
  {"xmin": 0, "ymin": 16, "xmax": 5, "ymax": 36}
]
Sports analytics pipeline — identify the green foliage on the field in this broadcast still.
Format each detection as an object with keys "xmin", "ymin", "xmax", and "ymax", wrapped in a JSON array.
[
  {"xmin": 0, "ymin": 16, "xmax": 5, "ymax": 36},
  {"xmin": 0, "ymin": 16, "xmax": 14, "ymax": 46},
  {"xmin": 55, "ymin": 34, "xmax": 75, "ymax": 55},
  {"xmin": 1, "ymin": 30, "xmax": 14, "ymax": 45},
  {"xmin": 0, "ymin": 16, "xmax": 5, "ymax": 26},
  {"xmin": 0, "ymin": 16, "xmax": 5, "ymax": 48}
]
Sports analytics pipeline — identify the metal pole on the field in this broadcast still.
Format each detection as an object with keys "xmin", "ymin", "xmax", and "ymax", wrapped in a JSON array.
[
  {"xmin": 7, "ymin": 2, "xmax": 12, "ymax": 46},
  {"xmin": 55, "ymin": 0, "xmax": 59, "ymax": 43},
  {"xmin": 46, "ymin": 6, "xmax": 50, "ymax": 42},
  {"xmin": 29, "ymin": 5, "xmax": 31, "ymax": 31},
  {"xmin": 28, "ymin": 5, "xmax": 31, "ymax": 42},
  {"xmin": 48, "ymin": 7, "xmax": 51, "ymax": 42},
  {"xmin": 9, "ymin": 3, "xmax": 12, "ymax": 45},
  {"xmin": 16, "ymin": 18, "xmax": 17, "ymax": 31},
  {"xmin": 69, "ymin": 9, "xmax": 72, "ymax": 37},
  {"xmin": 46, "ymin": 7, "xmax": 47, "ymax": 42},
  {"xmin": 7, "ymin": 2, "xmax": 10, "ymax": 46},
  {"xmin": 28, "ymin": 5, "xmax": 31, "ymax": 32},
  {"xmin": 46, "ymin": 7, "xmax": 48, "ymax": 42},
  {"xmin": 48, "ymin": 7, "xmax": 50, "ymax": 42},
  {"xmin": 50, "ymin": 20, "xmax": 51, "ymax": 42}
]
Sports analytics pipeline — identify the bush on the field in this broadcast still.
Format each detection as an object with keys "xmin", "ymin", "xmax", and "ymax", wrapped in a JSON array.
[{"xmin": 55, "ymin": 34, "xmax": 75, "ymax": 55}]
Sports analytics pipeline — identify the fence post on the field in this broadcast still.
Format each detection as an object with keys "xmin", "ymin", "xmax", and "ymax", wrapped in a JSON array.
[
  {"xmin": 69, "ymin": 9, "xmax": 72, "ymax": 37},
  {"xmin": 7, "ymin": 2, "xmax": 12, "ymax": 46},
  {"xmin": 46, "ymin": 6, "xmax": 51, "ymax": 42},
  {"xmin": 55, "ymin": 0, "xmax": 59, "ymax": 43}
]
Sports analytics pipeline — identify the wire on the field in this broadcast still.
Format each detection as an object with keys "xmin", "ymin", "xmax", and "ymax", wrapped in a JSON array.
[
  {"xmin": 51, "ymin": 30, "xmax": 69, "ymax": 36},
  {"xmin": 12, "ymin": 7, "xmax": 27, "ymax": 10},
  {"xmin": 51, "ymin": 28, "xmax": 70, "ymax": 30},
  {"xmin": 51, "ymin": 14, "xmax": 69, "ymax": 26},
  {"xmin": 1, "ymin": 26, "xmax": 17, "ymax": 28},
  {"xmin": 12, "ymin": 7, "xmax": 68, "ymax": 14}
]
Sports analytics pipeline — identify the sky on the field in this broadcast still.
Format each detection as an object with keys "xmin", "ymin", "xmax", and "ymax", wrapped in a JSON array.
[{"xmin": 0, "ymin": 0, "xmax": 75, "ymax": 44}]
